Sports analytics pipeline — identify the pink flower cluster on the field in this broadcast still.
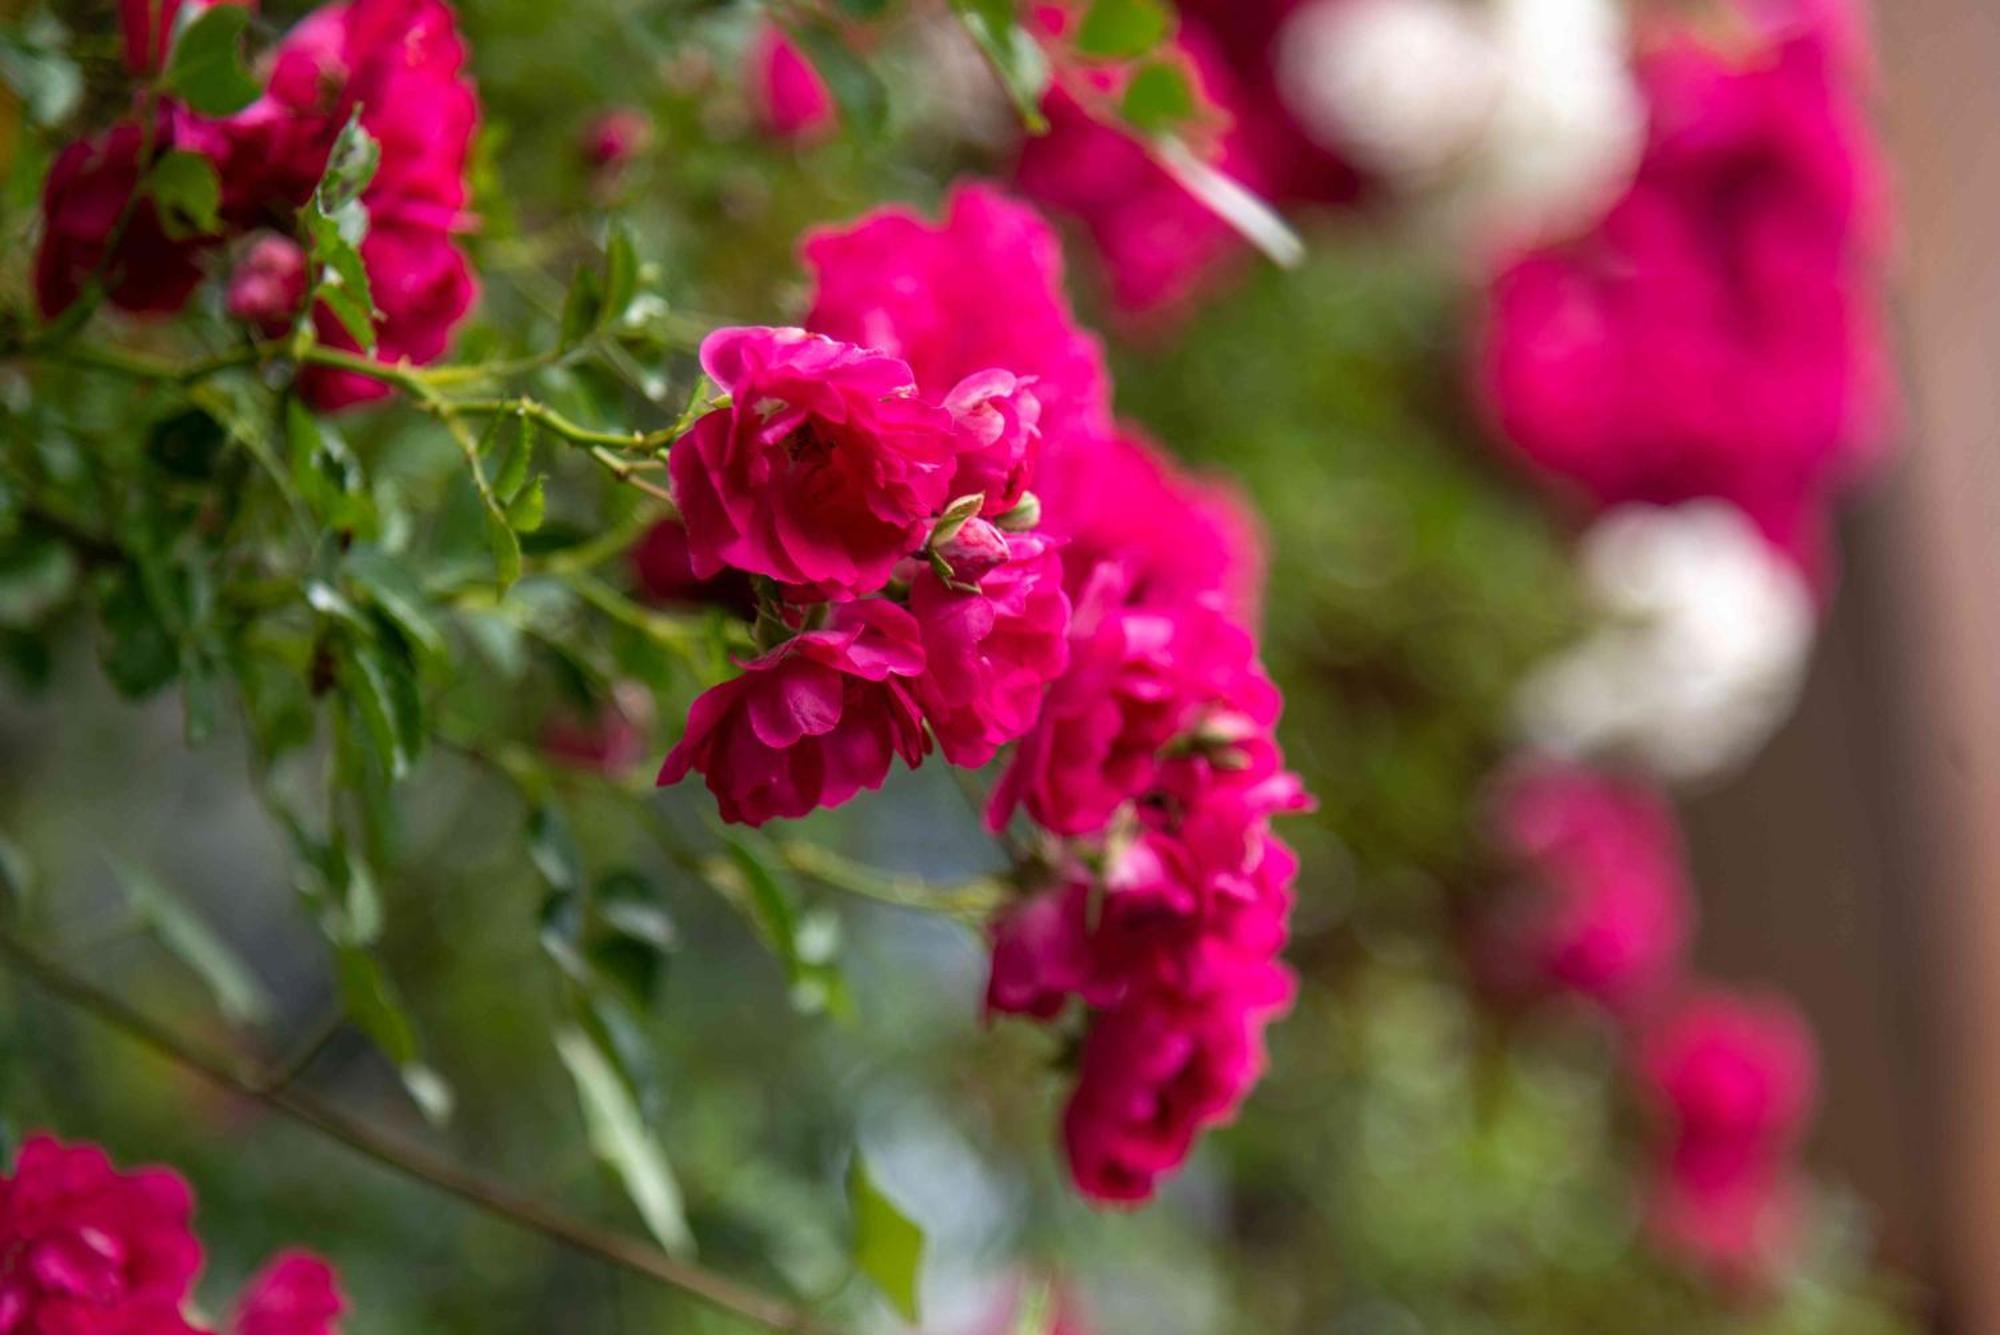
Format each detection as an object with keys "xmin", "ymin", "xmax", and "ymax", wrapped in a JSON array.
[
  {"xmin": 38, "ymin": 0, "xmax": 480, "ymax": 412},
  {"xmin": 1475, "ymin": 0, "xmax": 1894, "ymax": 572},
  {"xmin": 0, "ymin": 1134, "xmax": 345, "ymax": 1335},
  {"xmin": 655, "ymin": 184, "xmax": 1306, "ymax": 1203},
  {"xmin": 1473, "ymin": 761, "xmax": 1821, "ymax": 1287},
  {"xmin": 1013, "ymin": 0, "xmax": 1365, "ymax": 322}
]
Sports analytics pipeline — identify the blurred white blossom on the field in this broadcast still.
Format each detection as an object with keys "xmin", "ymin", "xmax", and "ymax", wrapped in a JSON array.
[
  {"xmin": 1513, "ymin": 503, "xmax": 1818, "ymax": 783},
  {"xmin": 1276, "ymin": 0, "xmax": 1644, "ymax": 242}
]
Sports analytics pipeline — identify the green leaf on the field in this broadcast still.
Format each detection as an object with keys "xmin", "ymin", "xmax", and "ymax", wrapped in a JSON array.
[
  {"xmin": 505, "ymin": 476, "xmax": 547, "ymax": 534},
  {"xmin": 95, "ymin": 566, "xmax": 179, "ymax": 698},
  {"xmin": 0, "ymin": 537, "xmax": 77, "ymax": 628},
  {"xmin": 558, "ymin": 263, "xmax": 605, "ymax": 352},
  {"xmin": 488, "ymin": 417, "xmax": 534, "ymax": 503},
  {"xmin": 786, "ymin": 23, "xmax": 888, "ymax": 139},
  {"xmin": 343, "ymin": 551, "xmax": 449, "ymax": 662},
  {"xmin": 721, "ymin": 837, "xmax": 850, "ymax": 1019},
  {"xmin": 1075, "ymin": 0, "xmax": 1171, "ymax": 60},
  {"xmin": 334, "ymin": 945, "xmax": 453, "ymax": 1123},
  {"xmin": 1118, "ymin": 56, "xmax": 1196, "ymax": 137},
  {"xmin": 527, "ymin": 805, "xmax": 584, "ymax": 897},
  {"xmin": 555, "ymin": 1026, "xmax": 694, "ymax": 1256},
  {"xmin": 340, "ymin": 637, "xmax": 422, "ymax": 781},
  {"xmin": 602, "ymin": 226, "xmax": 639, "ymax": 327},
  {"xmin": 147, "ymin": 151, "xmax": 223, "ymax": 240},
  {"xmin": 313, "ymin": 112, "xmax": 381, "ymax": 214},
  {"xmin": 848, "ymin": 1154, "xmax": 925, "ymax": 1322},
  {"xmin": 110, "ymin": 858, "xmax": 272, "ymax": 1026},
  {"xmin": 306, "ymin": 205, "xmax": 378, "ymax": 351},
  {"xmin": 950, "ymin": 0, "xmax": 1050, "ymax": 132},
  {"xmin": 162, "ymin": 3, "xmax": 261, "ymax": 116},
  {"xmin": 485, "ymin": 509, "xmax": 523, "ymax": 590},
  {"xmin": 147, "ymin": 407, "xmax": 229, "ymax": 479}
]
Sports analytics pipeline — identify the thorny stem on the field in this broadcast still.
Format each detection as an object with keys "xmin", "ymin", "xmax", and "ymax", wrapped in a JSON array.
[
  {"xmin": 0, "ymin": 929, "xmax": 845, "ymax": 1335},
  {"xmin": 0, "ymin": 335, "xmax": 712, "ymax": 508}
]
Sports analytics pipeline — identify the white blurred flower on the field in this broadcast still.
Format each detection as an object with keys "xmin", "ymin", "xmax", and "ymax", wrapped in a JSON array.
[
  {"xmin": 1513, "ymin": 503, "xmax": 1818, "ymax": 783},
  {"xmin": 1276, "ymin": 0, "xmax": 1644, "ymax": 242}
]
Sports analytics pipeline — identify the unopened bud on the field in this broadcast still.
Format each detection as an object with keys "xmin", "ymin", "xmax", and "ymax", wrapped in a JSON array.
[
  {"xmin": 934, "ymin": 517, "xmax": 1010, "ymax": 585},
  {"xmin": 994, "ymin": 491, "xmax": 1042, "ymax": 532},
  {"xmin": 226, "ymin": 234, "xmax": 309, "ymax": 330},
  {"xmin": 927, "ymin": 493, "xmax": 987, "ymax": 551}
]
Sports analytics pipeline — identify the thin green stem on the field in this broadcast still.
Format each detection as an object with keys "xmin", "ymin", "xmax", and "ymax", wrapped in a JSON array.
[{"xmin": 0, "ymin": 929, "xmax": 844, "ymax": 1334}]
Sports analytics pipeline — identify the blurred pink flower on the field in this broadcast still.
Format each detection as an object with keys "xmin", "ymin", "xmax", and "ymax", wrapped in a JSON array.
[
  {"xmin": 225, "ymin": 234, "xmax": 310, "ymax": 327},
  {"xmin": 1476, "ymin": 762, "xmax": 1694, "ymax": 1014},
  {"xmin": 231, "ymin": 1251, "xmax": 345, "ymax": 1335},
  {"xmin": 35, "ymin": 121, "xmax": 215, "ymax": 319},
  {"xmin": 580, "ymin": 106, "xmax": 653, "ymax": 171},
  {"xmin": 1475, "ymin": 0, "xmax": 1895, "ymax": 568},
  {"xmin": 748, "ymin": 24, "xmax": 837, "ymax": 142}
]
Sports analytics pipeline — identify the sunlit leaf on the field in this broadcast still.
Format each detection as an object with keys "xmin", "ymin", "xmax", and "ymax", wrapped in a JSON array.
[
  {"xmin": 555, "ymin": 1025, "xmax": 694, "ymax": 1256},
  {"xmin": 849, "ymin": 1153, "xmax": 925, "ymax": 1322},
  {"xmin": 163, "ymin": 4, "xmax": 261, "ymax": 115}
]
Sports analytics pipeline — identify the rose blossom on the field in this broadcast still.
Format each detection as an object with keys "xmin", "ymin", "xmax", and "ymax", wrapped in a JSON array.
[
  {"xmin": 1062, "ymin": 964, "xmax": 1293, "ymax": 1203},
  {"xmin": 989, "ymin": 566, "xmax": 1278, "ymax": 838},
  {"xmin": 909, "ymin": 529, "xmax": 1071, "ymax": 767},
  {"xmin": 657, "ymin": 600, "xmax": 930, "ymax": 826},
  {"xmin": 628, "ymin": 517, "xmax": 756, "ymax": 617},
  {"xmin": 580, "ymin": 107, "xmax": 653, "ymax": 172},
  {"xmin": 748, "ymin": 23, "xmax": 837, "ymax": 142},
  {"xmin": 35, "ymin": 121, "xmax": 216, "ymax": 319},
  {"xmin": 669, "ymin": 327, "xmax": 958, "ymax": 600},
  {"xmin": 1633, "ymin": 988, "xmax": 1819, "ymax": 1285},
  {"xmin": 0, "ymin": 1135, "xmax": 204, "ymax": 1333},
  {"xmin": 801, "ymin": 184, "xmax": 1115, "ymax": 454},
  {"xmin": 942, "ymin": 371, "xmax": 1043, "ymax": 519},
  {"xmin": 217, "ymin": 0, "xmax": 480, "ymax": 411},
  {"xmin": 1476, "ymin": 762, "xmax": 1694, "ymax": 1013},
  {"xmin": 1474, "ymin": 0, "xmax": 1894, "ymax": 567},
  {"xmin": 231, "ymin": 1251, "xmax": 346, "ymax": 1335}
]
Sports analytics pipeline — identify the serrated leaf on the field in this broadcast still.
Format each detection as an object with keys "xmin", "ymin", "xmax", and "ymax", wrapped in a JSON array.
[
  {"xmin": 147, "ymin": 151, "xmax": 222, "ymax": 240},
  {"xmin": 849, "ymin": 1154, "xmax": 925, "ymax": 1322},
  {"xmin": 1075, "ymin": 0, "xmax": 1170, "ymax": 60},
  {"xmin": 340, "ymin": 638, "xmax": 422, "ymax": 781},
  {"xmin": 555, "ymin": 1026, "xmax": 694, "ymax": 1256},
  {"xmin": 163, "ymin": 4, "xmax": 261, "ymax": 115},
  {"xmin": 492, "ymin": 418, "xmax": 535, "ymax": 503},
  {"xmin": 505, "ymin": 476, "xmax": 546, "ymax": 534},
  {"xmin": 313, "ymin": 113, "xmax": 380, "ymax": 214},
  {"xmin": 343, "ymin": 551, "xmax": 448, "ymax": 662},
  {"xmin": 111, "ymin": 857, "xmax": 271, "ymax": 1025},
  {"xmin": 485, "ymin": 509, "xmax": 523, "ymax": 590},
  {"xmin": 950, "ymin": 0, "xmax": 1050, "ymax": 132}
]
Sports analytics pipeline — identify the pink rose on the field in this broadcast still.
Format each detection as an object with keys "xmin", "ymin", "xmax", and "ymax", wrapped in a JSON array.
[
  {"xmin": 943, "ymin": 371, "xmax": 1043, "ymax": 519},
  {"xmin": 226, "ymin": 234, "xmax": 310, "ymax": 326},
  {"xmin": 1475, "ymin": 2, "xmax": 1894, "ymax": 569},
  {"xmin": 991, "ymin": 566, "xmax": 1276, "ymax": 838},
  {"xmin": 35, "ymin": 122, "xmax": 215, "ymax": 319},
  {"xmin": 1035, "ymin": 427, "xmax": 1266, "ymax": 622},
  {"xmin": 230, "ymin": 1251, "xmax": 345, "ymax": 1335},
  {"xmin": 748, "ymin": 24, "xmax": 837, "ymax": 142},
  {"xmin": 1062, "ymin": 966, "xmax": 1293, "ymax": 1203},
  {"xmin": 1476, "ymin": 763, "xmax": 1694, "ymax": 1014},
  {"xmin": 220, "ymin": 0, "xmax": 480, "ymax": 409},
  {"xmin": 909, "ymin": 530, "xmax": 1071, "ymax": 767},
  {"xmin": 1637, "ymin": 989, "xmax": 1818, "ymax": 1151},
  {"xmin": 802, "ymin": 184, "xmax": 1115, "ymax": 455},
  {"xmin": 0, "ymin": 1136, "xmax": 204, "ymax": 1333},
  {"xmin": 657, "ymin": 600, "xmax": 931, "ymax": 826},
  {"xmin": 669, "ymin": 327, "xmax": 959, "ymax": 601}
]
